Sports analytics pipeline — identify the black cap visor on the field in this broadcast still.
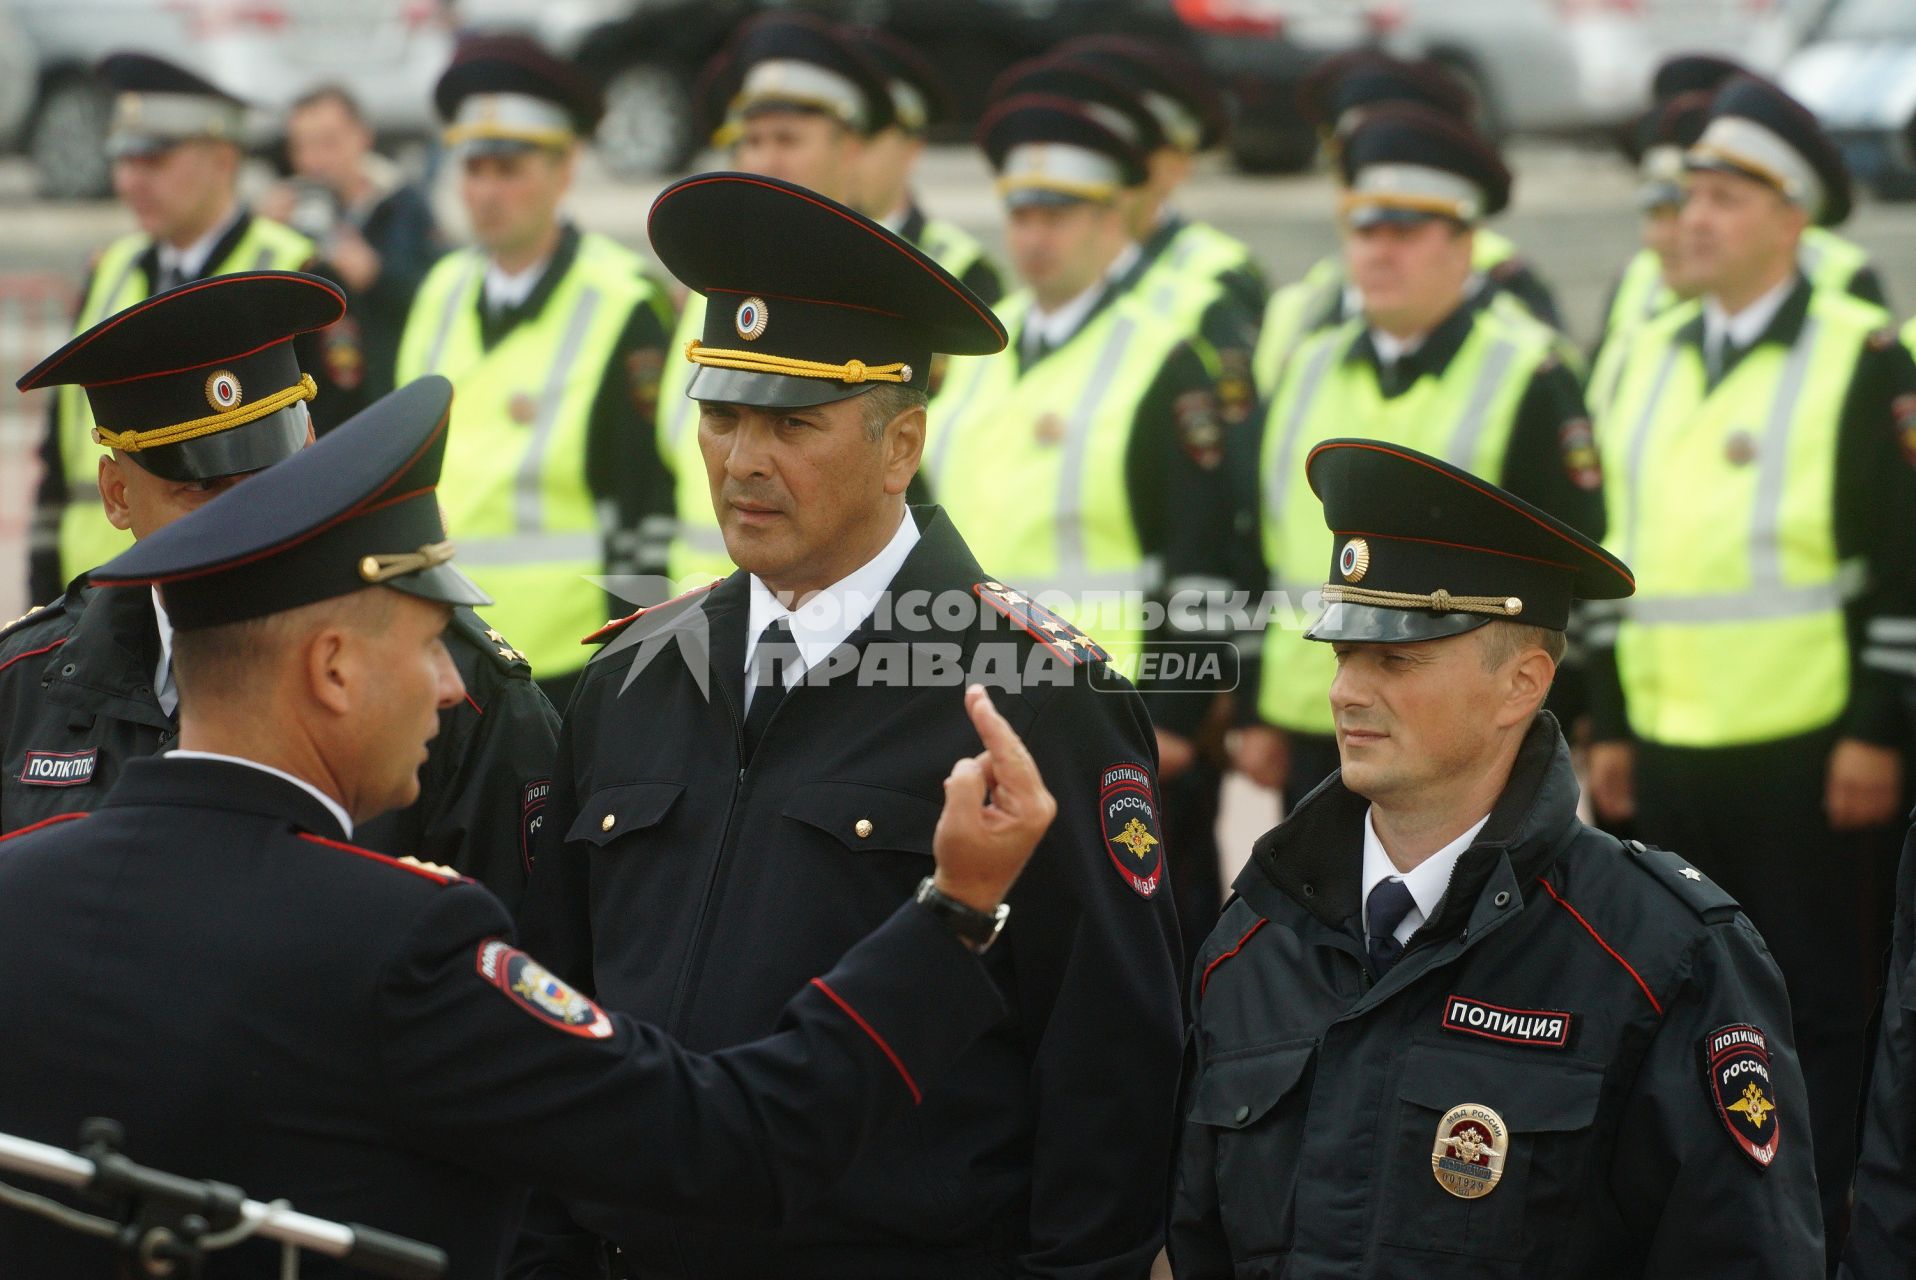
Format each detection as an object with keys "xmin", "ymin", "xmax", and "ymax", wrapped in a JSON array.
[
  {"xmin": 687, "ymin": 365, "xmax": 879, "ymax": 409},
  {"xmin": 1305, "ymin": 601, "xmax": 1496, "ymax": 644},
  {"xmin": 127, "ymin": 401, "xmax": 313, "ymax": 482}
]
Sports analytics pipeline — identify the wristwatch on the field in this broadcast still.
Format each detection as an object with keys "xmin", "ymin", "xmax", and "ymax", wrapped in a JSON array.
[{"xmin": 915, "ymin": 877, "xmax": 1010, "ymax": 953}]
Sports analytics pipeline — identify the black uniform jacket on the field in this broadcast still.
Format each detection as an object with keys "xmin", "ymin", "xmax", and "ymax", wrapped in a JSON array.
[
  {"xmin": 1843, "ymin": 823, "xmax": 1916, "ymax": 1280},
  {"xmin": 515, "ymin": 506, "xmax": 1185, "ymax": 1279},
  {"xmin": 0, "ymin": 581, "xmax": 558, "ymax": 907},
  {"xmin": 0, "ymin": 756, "xmax": 1005, "ymax": 1279},
  {"xmin": 1170, "ymin": 714, "xmax": 1823, "ymax": 1279}
]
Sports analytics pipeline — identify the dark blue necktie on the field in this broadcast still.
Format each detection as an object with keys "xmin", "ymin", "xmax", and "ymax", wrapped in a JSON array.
[
  {"xmin": 1366, "ymin": 877, "xmax": 1417, "ymax": 979},
  {"xmin": 742, "ymin": 618, "xmax": 797, "ymax": 761}
]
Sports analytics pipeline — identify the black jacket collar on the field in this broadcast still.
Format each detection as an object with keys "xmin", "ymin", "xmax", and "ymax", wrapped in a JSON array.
[
  {"xmin": 1136, "ymin": 211, "xmax": 1188, "ymax": 274},
  {"xmin": 898, "ymin": 202, "xmax": 929, "ymax": 247},
  {"xmin": 102, "ymin": 755, "xmax": 348, "ymax": 840},
  {"xmin": 477, "ymin": 222, "xmax": 583, "ymax": 349},
  {"xmin": 1675, "ymin": 271, "xmax": 1812, "ymax": 356},
  {"xmin": 1236, "ymin": 713, "xmax": 1583, "ymax": 939},
  {"xmin": 1345, "ymin": 295, "xmax": 1480, "ymax": 396},
  {"xmin": 44, "ymin": 582, "xmax": 171, "ymax": 731},
  {"xmin": 137, "ymin": 210, "xmax": 257, "ymax": 292}
]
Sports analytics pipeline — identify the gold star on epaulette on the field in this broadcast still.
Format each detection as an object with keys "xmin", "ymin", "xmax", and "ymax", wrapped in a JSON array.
[
  {"xmin": 496, "ymin": 645, "xmax": 527, "ymax": 664},
  {"xmin": 485, "ymin": 627, "xmax": 505, "ymax": 643},
  {"xmin": 1679, "ymin": 866, "xmax": 1703, "ymax": 881}
]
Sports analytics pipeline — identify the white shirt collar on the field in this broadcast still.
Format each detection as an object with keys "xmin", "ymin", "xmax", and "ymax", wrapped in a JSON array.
[
  {"xmin": 1023, "ymin": 242, "xmax": 1143, "ymax": 356},
  {"xmin": 164, "ymin": 750, "xmax": 354, "ymax": 838},
  {"xmin": 877, "ymin": 202, "xmax": 911, "ymax": 235},
  {"xmin": 157, "ymin": 209, "xmax": 240, "ymax": 280},
  {"xmin": 1360, "ymin": 808, "xmax": 1492, "ymax": 945},
  {"xmin": 1704, "ymin": 273, "xmax": 1796, "ymax": 357},
  {"xmin": 151, "ymin": 589, "xmax": 177, "ymax": 717},
  {"xmin": 742, "ymin": 509, "xmax": 921, "ymax": 708},
  {"xmin": 1368, "ymin": 328, "xmax": 1425, "ymax": 368},
  {"xmin": 483, "ymin": 254, "xmax": 552, "ymax": 311}
]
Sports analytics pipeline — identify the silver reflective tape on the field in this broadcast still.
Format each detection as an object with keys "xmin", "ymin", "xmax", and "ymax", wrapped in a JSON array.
[
  {"xmin": 422, "ymin": 258, "xmax": 482, "ymax": 375},
  {"xmin": 1747, "ymin": 316, "xmax": 1822, "ymax": 589},
  {"xmin": 1624, "ymin": 561, "xmax": 1864, "ymax": 625},
  {"xmin": 1618, "ymin": 344, "xmax": 1682, "ymax": 570},
  {"xmin": 1056, "ymin": 314, "xmax": 1140, "ymax": 577},
  {"xmin": 1445, "ymin": 337, "xmax": 1519, "ymax": 466},
  {"xmin": 513, "ymin": 287, "xmax": 603, "ymax": 533},
  {"xmin": 1264, "ymin": 338, "xmax": 1340, "ymax": 534},
  {"xmin": 1861, "ymin": 646, "xmax": 1916, "ymax": 676},
  {"xmin": 455, "ymin": 531, "xmax": 602, "ymax": 566}
]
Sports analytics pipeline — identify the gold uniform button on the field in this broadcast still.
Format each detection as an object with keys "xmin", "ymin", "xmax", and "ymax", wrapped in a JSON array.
[
  {"xmin": 854, "ymin": 819, "xmax": 874, "ymax": 839},
  {"xmin": 600, "ymin": 814, "xmax": 615, "ymax": 833}
]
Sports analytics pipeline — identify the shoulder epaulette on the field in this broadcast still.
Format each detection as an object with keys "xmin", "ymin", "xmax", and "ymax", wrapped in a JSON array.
[
  {"xmin": 447, "ymin": 606, "xmax": 531, "ymax": 677},
  {"xmin": 582, "ymin": 580, "xmax": 721, "ymax": 646},
  {"xmin": 1622, "ymin": 838, "xmax": 1740, "ymax": 922},
  {"xmin": 296, "ymin": 831, "xmax": 468, "ymax": 885},
  {"xmin": 0, "ymin": 599, "xmax": 67, "ymax": 646},
  {"xmin": 973, "ymin": 580, "xmax": 1108, "ymax": 667}
]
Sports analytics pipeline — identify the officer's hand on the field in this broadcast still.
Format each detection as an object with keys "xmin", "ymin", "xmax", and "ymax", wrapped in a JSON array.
[
  {"xmin": 1826, "ymin": 738, "xmax": 1903, "ymax": 831},
  {"xmin": 1157, "ymin": 729, "xmax": 1197, "ymax": 780},
  {"xmin": 932, "ymin": 685, "xmax": 1058, "ymax": 913},
  {"xmin": 1230, "ymin": 724, "xmax": 1289, "ymax": 791},
  {"xmin": 1586, "ymin": 741, "xmax": 1636, "ymax": 823}
]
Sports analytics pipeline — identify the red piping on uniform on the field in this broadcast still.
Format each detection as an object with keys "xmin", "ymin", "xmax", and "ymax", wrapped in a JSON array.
[
  {"xmin": 0, "ymin": 811, "xmax": 89, "ymax": 843},
  {"xmin": 296, "ymin": 831, "xmax": 458, "ymax": 884},
  {"xmin": 1200, "ymin": 917, "xmax": 1268, "ymax": 999},
  {"xmin": 1537, "ymin": 877, "xmax": 1662, "ymax": 1015},
  {"xmin": 810, "ymin": 978, "xmax": 922, "ymax": 1104},
  {"xmin": 463, "ymin": 691, "xmax": 483, "ymax": 715},
  {"xmin": 1308, "ymin": 441, "xmax": 1636, "ymax": 591},
  {"xmin": 0, "ymin": 636, "xmax": 67, "ymax": 677},
  {"xmin": 1335, "ymin": 528, "xmax": 1580, "ymax": 572}
]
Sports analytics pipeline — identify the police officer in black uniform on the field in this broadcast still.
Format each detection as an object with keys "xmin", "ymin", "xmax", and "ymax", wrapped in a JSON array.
[
  {"xmin": 1845, "ymin": 825, "xmax": 1916, "ymax": 1279},
  {"xmin": 1171, "ymin": 440, "xmax": 1821, "ymax": 1278},
  {"xmin": 0, "ymin": 273, "xmax": 557, "ymax": 906},
  {"xmin": 513, "ymin": 173, "xmax": 1185, "ymax": 1278},
  {"xmin": 0, "ymin": 372, "xmax": 1056, "ymax": 1279}
]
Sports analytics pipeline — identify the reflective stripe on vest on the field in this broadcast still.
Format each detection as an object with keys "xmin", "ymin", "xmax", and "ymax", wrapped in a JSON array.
[
  {"xmin": 926, "ymin": 291, "xmax": 1185, "ymax": 670},
  {"xmin": 1599, "ymin": 291, "xmax": 1884, "ymax": 745},
  {"xmin": 1256, "ymin": 311, "xmax": 1545, "ymax": 733},
  {"xmin": 55, "ymin": 218, "xmax": 315, "ymax": 584},
  {"xmin": 1253, "ymin": 258, "xmax": 1342, "ymax": 392},
  {"xmin": 396, "ymin": 233, "xmax": 657, "ymax": 677}
]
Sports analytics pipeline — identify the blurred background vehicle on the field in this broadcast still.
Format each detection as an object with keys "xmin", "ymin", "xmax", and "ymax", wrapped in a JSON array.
[
  {"xmin": 1782, "ymin": 0, "xmax": 1916, "ymax": 201},
  {"xmin": 5, "ymin": 0, "xmax": 454, "ymax": 200}
]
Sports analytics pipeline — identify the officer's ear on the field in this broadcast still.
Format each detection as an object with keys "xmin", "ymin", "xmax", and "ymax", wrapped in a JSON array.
[
  {"xmin": 98, "ymin": 453, "xmax": 135, "ymax": 532},
  {"xmin": 882, "ymin": 400, "xmax": 926, "ymax": 497}
]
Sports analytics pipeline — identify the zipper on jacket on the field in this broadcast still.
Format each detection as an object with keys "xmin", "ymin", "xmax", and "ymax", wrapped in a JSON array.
[{"xmin": 663, "ymin": 670, "xmax": 750, "ymax": 1037}]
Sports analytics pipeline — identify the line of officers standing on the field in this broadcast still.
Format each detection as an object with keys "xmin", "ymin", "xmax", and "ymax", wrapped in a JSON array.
[{"xmin": 8, "ymin": 13, "xmax": 1916, "ymax": 1280}]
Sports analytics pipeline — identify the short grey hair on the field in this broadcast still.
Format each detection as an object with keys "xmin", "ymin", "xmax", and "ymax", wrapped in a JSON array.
[
  {"xmin": 1476, "ymin": 619, "xmax": 1567, "ymax": 672},
  {"xmin": 857, "ymin": 384, "xmax": 929, "ymax": 441},
  {"xmin": 172, "ymin": 589, "xmax": 394, "ymax": 704}
]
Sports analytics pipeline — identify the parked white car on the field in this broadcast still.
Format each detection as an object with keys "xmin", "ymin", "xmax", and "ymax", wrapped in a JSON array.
[
  {"xmin": 1783, "ymin": 0, "xmax": 1916, "ymax": 200},
  {"xmin": 6, "ymin": 0, "xmax": 457, "ymax": 199}
]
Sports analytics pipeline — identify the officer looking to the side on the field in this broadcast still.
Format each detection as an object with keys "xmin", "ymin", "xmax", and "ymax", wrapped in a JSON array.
[
  {"xmin": 0, "ymin": 272, "xmax": 556, "ymax": 907},
  {"xmin": 29, "ymin": 52, "xmax": 335, "ymax": 604},
  {"xmin": 514, "ymin": 172, "xmax": 1183, "ymax": 1278},
  {"xmin": 1583, "ymin": 77, "xmax": 1916, "ymax": 1257},
  {"xmin": 662, "ymin": 13, "xmax": 901, "ymax": 585},
  {"xmin": 394, "ymin": 35, "xmax": 676, "ymax": 708},
  {"xmin": 0, "ymin": 372, "xmax": 1055, "ymax": 1278},
  {"xmin": 1232, "ymin": 105, "xmax": 1601, "ymax": 813},
  {"xmin": 1171, "ymin": 439, "xmax": 1821, "ymax": 1278}
]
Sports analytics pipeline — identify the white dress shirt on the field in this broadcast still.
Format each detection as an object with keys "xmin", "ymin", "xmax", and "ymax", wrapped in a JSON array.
[
  {"xmin": 151, "ymin": 589, "xmax": 177, "ymax": 717},
  {"xmin": 742, "ymin": 510, "xmax": 922, "ymax": 712},
  {"xmin": 1361, "ymin": 808, "xmax": 1492, "ymax": 945},
  {"xmin": 483, "ymin": 255, "xmax": 551, "ymax": 312},
  {"xmin": 156, "ymin": 211, "xmax": 241, "ymax": 285},
  {"xmin": 166, "ymin": 749, "xmax": 355, "ymax": 838},
  {"xmin": 1703, "ymin": 274, "xmax": 1795, "ymax": 371},
  {"xmin": 1022, "ymin": 243, "xmax": 1143, "ymax": 360}
]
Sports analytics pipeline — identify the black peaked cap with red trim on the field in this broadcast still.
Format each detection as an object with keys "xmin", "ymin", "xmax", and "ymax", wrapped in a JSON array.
[
  {"xmin": 91, "ymin": 376, "xmax": 490, "ymax": 630},
  {"xmin": 1304, "ymin": 438, "xmax": 1633, "ymax": 644},
  {"xmin": 843, "ymin": 24, "xmax": 954, "ymax": 131},
  {"xmin": 98, "ymin": 52, "xmax": 246, "ymax": 105},
  {"xmin": 1339, "ymin": 104, "xmax": 1511, "ymax": 220},
  {"xmin": 1298, "ymin": 50, "xmax": 1474, "ymax": 131},
  {"xmin": 17, "ymin": 271, "xmax": 344, "ymax": 483},
  {"xmin": 990, "ymin": 55, "xmax": 1165, "ymax": 155},
  {"xmin": 1693, "ymin": 73, "xmax": 1852, "ymax": 227},
  {"xmin": 1055, "ymin": 34, "xmax": 1228, "ymax": 151},
  {"xmin": 1651, "ymin": 52, "xmax": 1745, "ymax": 104},
  {"xmin": 434, "ymin": 34, "xmax": 605, "ymax": 135},
  {"xmin": 716, "ymin": 11, "xmax": 896, "ymax": 137},
  {"xmin": 648, "ymin": 172, "xmax": 1005, "ymax": 408}
]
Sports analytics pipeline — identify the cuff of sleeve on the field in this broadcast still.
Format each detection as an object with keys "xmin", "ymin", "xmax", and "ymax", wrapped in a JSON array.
[
  {"xmin": 1840, "ymin": 668, "xmax": 1907, "ymax": 748},
  {"xmin": 807, "ymin": 900, "xmax": 1006, "ymax": 1104}
]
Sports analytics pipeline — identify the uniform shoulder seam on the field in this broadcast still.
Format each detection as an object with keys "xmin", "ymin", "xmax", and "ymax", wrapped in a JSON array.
[{"xmin": 295, "ymin": 832, "xmax": 466, "ymax": 885}]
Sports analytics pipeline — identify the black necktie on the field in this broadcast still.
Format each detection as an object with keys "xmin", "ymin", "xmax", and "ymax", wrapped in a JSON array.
[
  {"xmin": 157, "ymin": 263, "xmax": 184, "ymax": 294},
  {"xmin": 1366, "ymin": 877, "xmax": 1417, "ymax": 979},
  {"xmin": 742, "ymin": 618, "xmax": 798, "ymax": 761}
]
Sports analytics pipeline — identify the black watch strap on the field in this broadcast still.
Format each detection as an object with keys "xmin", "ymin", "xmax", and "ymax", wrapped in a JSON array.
[{"xmin": 914, "ymin": 876, "xmax": 1009, "ymax": 952}]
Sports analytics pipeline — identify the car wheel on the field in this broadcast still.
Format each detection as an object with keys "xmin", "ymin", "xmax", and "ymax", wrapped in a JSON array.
[
  {"xmin": 597, "ymin": 61, "xmax": 698, "ymax": 180},
  {"xmin": 29, "ymin": 74, "xmax": 112, "ymax": 200}
]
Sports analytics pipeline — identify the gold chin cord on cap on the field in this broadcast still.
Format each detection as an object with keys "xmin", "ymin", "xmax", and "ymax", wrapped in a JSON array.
[
  {"xmin": 1321, "ymin": 584, "xmax": 1523, "ymax": 617},
  {"xmin": 359, "ymin": 541, "xmax": 458, "ymax": 584},
  {"xmin": 93, "ymin": 374, "xmax": 318, "ymax": 453},
  {"xmin": 684, "ymin": 340, "xmax": 913, "ymax": 385}
]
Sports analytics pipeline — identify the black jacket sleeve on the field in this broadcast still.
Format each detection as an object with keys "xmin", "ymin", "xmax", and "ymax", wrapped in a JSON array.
[
  {"xmin": 959, "ymin": 255, "xmax": 1006, "ymax": 310},
  {"xmin": 1489, "ymin": 258, "xmax": 1565, "ymax": 332},
  {"xmin": 1497, "ymin": 355, "xmax": 1606, "ymax": 541},
  {"xmin": 1842, "ymin": 833, "xmax": 1916, "ymax": 1280},
  {"xmin": 1848, "ymin": 264, "xmax": 1890, "ymax": 311},
  {"xmin": 1836, "ymin": 334, "xmax": 1916, "ymax": 748}
]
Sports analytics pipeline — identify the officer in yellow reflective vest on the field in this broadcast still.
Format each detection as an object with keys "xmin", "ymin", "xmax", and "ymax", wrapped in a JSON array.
[
  {"xmin": 28, "ymin": 53, "xmax": 327, "ymax": 606},
  {"xmin": 1254, "ymin": 52, "xmax": 1563, "ymax": 392},
  {"xmin": 660, "ymin": 14, "xmax": 899, "ymax": 585},
  {"xmin": 1583, "ymin": 75, "xmax": 1916, "ymax": 1264},
  {"xmin": 843, "ymin": 25, "xmax": 1004, "ymax": 307},
  {"xmin": 395, "ymin": 36, "xmax": 675, "ymax": 707},
  {"xmin": 1234, "ymin": 106, "xmax": 1603, "ymax": 814},
  {"xmin": 1058, "ymin": 35, "xmax": 1268, "ymax": 327},
  {"xmin": 927, "ymin": 94, "xmax": 1242, "ymax": 952},
  {"xmin": 1591, "ymin": 55, "xmax": 1889, "ymax": 414}
]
